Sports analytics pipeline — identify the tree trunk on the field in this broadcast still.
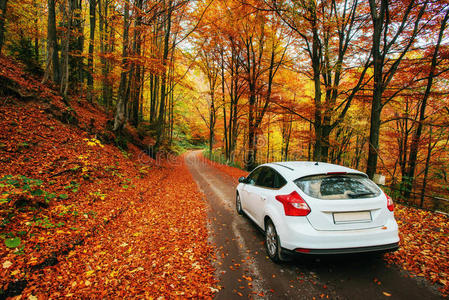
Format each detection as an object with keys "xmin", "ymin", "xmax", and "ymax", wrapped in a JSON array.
[
  {"xmin": 130, "ymin": 0, "xmax": 143, "ymax": 126},
  {"xmin": 221, "ymin": 49, "xmax": 228, "ymax": 160},
  {"xmin": 33, "ymin": 0, "xmax": 39, "ymax": 59},
  {"xmin": 420, "ymin": 126, "xmax": 432, "ymax": 208},
  {"xmin": 229, "ymin": 52, "xmax": 239, "ymax": 161},
  {"xmin": 99, "ymin": 0, "xmax": 110, "ymax": 110},
  {"xmin": 366, "ymin": 88, "xmax": 382, "ymax": 179},
  {"xmin": 106, "ymin": 22, "xmax": 115, "ymax": 108},
  {"xmin": 246, "ymin": 93, "xmax": 256, "ymax": 170},
  {"xmin": 266, "ymin": 116, "xmax": 270, "ymax": 162},
  {"xmin": 167, "ymin": 39, "xmax": 176, "ymax": 144},
  {"xmin": 87, "ymin": 0, "xmax": 96, "ymax": 102},
  {"xmin": 66, "ymin": 0, "xmax": 83, "ymax": 91},
  {"xmin": 366, "ymin": 0, "xmax": 386, "ymax": 179},
  {"xmin": 60, "ymin": 0, "xmax": 72, "ymax": 96},
  {"xmin": 311, "ymin": 13, "xmax": 323, "ymax": 162},
  {"xmin": 74, "ymin": 0, "xmax": 84, "ymax": 89},
  {"xmin": 282, "ymin": 115, "xmax": 292, "ymax": 161},
  {"xmin": 0, "ymin": 0, "xmax": 8, "ymax": 53},
  {"xmin": 209, "ymin": 96, "xmax": 215, "ymax": 158},
  {"xmin": 284, "ymin": 123, "xmax": 291, "ymax": 161},
  {"xmin": 149, "ymin": 73, "xmax": 155, "ymax": 122},
  {"xmin": 308, "ymin": 122, "xmax": 312, "ymax": 161},
  {"xmin": 47, "ymin": 0, "xmax": 60, "ymax": 83},
  {"xmin": 113, "ymin": 0, "xmax": 130, "ymax": 132},
  {"xmin": 399, "ymin": 99, "xmax": 410, "ymax": 179},
  {"xmin": 154, "ymin": 0, "xmax": 172, "ymax": 153}
]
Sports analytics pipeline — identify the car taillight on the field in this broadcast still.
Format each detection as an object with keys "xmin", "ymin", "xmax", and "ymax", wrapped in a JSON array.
[
  {"xmin": 275, "ymin": 191, "xmax": 311, "ymax": 216},
  {"xmin": 385, "ymin": 192, "xmax": 394, "ymax": 212}
]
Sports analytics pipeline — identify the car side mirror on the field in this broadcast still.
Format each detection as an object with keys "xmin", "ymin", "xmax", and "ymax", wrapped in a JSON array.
[{"xmin": 238, "ymin": 176, "xmax": 247, "ymax": 183}]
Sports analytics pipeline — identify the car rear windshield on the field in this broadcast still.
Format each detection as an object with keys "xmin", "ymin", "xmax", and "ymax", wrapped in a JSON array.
[{"xmin": 294, "ymin": 174, "xmax": 381, "ymax": 200}]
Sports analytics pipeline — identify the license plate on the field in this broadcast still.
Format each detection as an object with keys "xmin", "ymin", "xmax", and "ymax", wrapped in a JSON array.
[{"xmin": 333, "ymin": 211, "xmax": 372, "ymax": 224}]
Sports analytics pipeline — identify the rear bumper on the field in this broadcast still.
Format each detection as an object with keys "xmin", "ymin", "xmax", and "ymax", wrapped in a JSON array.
[
  {"xmin": 278, "ymin": 217, "xmax": 400, "ymax": 252},
  {"xmin": 290, "ymin": 242, "xmax": 399, "ymax": 255}
]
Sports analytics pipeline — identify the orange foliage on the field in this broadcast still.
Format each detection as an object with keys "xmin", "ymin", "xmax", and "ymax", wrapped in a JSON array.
[
  {"xmin": 0, "ymin": 56, "xmax": 216, "ymax": 298},
  {"xmin": 385, "ymin": 205, "xmax": 449, "ymax": 296}
]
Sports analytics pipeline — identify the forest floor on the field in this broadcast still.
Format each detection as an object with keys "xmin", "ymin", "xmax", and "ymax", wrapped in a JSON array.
[{"xmin": 0, "ymin": 56, "xmax": 216, "ymax": 298}]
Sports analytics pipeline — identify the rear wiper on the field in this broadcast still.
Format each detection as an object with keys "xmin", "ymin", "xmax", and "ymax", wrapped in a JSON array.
[{"xmin": 348, "ymin": 192, "xmax": 375, "ymax": 198}]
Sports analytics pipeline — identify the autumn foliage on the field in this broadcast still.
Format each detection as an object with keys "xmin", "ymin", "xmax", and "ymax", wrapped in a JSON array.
[
  {"xmin": 385, "ymin": 205, "xmax": 449, "ymax": 296},
  {"xmin": 0, "ymin": 56, "xmax": 216, "ymax": 298}
]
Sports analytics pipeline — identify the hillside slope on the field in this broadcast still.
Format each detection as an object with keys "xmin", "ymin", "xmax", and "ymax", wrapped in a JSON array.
[{"xmin": 0, "ymin": 56, "xmax": 216, "ymax": 298}]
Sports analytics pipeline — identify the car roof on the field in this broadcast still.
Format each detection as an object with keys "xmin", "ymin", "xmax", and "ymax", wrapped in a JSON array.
[{"xmin": 259, "ymin": 161, "xmax": 367, "ymax": 181}]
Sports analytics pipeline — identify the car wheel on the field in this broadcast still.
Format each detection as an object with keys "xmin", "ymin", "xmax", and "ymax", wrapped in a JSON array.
[
  {"xmin": 236, "ymin": 193, "xmax": 243, "ymax": 215},
  {"xmin": 265, "ymin": 219, "xmax": 284, "ymax": 263}
]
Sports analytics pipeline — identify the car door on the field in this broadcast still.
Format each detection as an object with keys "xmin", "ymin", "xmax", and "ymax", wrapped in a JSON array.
[
  {"xmin": 241, "ymin": 167, "xmax": 264, "ymax": 216},
  {"xmin": 252, "ymin": 168, "xmax": 287, "ymax": 225},
  {"xmin": 242, "ymin": 167, "xmax": 269, "ymax": 221}
]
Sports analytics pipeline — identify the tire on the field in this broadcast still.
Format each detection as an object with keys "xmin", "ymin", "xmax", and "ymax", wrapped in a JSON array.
[
  {"xmin": 236, "ymin": 193, "xmax": 243, "ymax": 215},
  {"xmin": 265, "ymin": 219, "xmax": 285, "ymax": 263}
]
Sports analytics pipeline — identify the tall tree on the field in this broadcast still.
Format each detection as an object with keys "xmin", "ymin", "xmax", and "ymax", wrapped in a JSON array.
[
  {"xmin": 366, "ymin": 0, "xmax": 427, "ymax": 178},
  {"xmin": 241, "ymin": 9, "xmax": 288, "ymax": 170},
  {"xmin": 403, "ymin": 8, "xmax": 449, "ymax": 199},
  {"xmin": 223, "ymin": 36, "xmax": 245, "ymax": 162},
  {"xmin": 268, "ymin": 0, "xmax": 370, "ymax": 162},
  {"xmin": 197, "ymin": 42, "xmax": 220, "ymax": 157}
]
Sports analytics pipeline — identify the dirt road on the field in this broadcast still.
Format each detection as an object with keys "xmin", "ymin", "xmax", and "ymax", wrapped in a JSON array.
[{"xmin": 185, "ymin": 151, "xmax": 440, "ymax": 299}]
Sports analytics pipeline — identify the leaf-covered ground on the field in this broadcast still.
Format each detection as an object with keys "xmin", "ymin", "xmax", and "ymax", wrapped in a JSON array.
[
  {"xmin": 202, "ymin": 154, "xmax": 449, "ymax": 297},
  {"xmin": 0, "ymin": 56, "xmax": 216, "ymax": 298},
  {"xmin": 384, "ymin": 206, "xmax": 449, "ymax": 296}
]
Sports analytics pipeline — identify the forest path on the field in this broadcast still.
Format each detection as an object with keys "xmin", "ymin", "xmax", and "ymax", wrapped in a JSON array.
[{"xmin": 185, "ymin": 151, "xmax": 440, "ymax": 300}]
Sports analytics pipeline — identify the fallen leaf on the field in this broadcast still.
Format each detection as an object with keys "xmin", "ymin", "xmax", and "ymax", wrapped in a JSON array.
[{"xmin": 3, "ymin": 260, "xmax": 12, "ymax": 269}]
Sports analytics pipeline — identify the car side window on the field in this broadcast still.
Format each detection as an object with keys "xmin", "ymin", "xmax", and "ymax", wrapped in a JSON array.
[
  {"xmin": 273, "ymin": 171, "xmax": 287, "ymax": 189},
  {"xmin": 246, "ymin": 167, "xmax": 263, "ymax": 185},
  {"xmin": 254, "ymin": 167, "xmax": 286, "ymax": 189},
  {"xmin": 256, "ymin": 167, "xmax": 275, "ymax": 188}
]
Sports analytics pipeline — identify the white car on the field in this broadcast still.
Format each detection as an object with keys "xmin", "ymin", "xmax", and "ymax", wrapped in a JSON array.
[{"xmin": 236, "ymin": 161, "xmax": 399, "ymax": 262}]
